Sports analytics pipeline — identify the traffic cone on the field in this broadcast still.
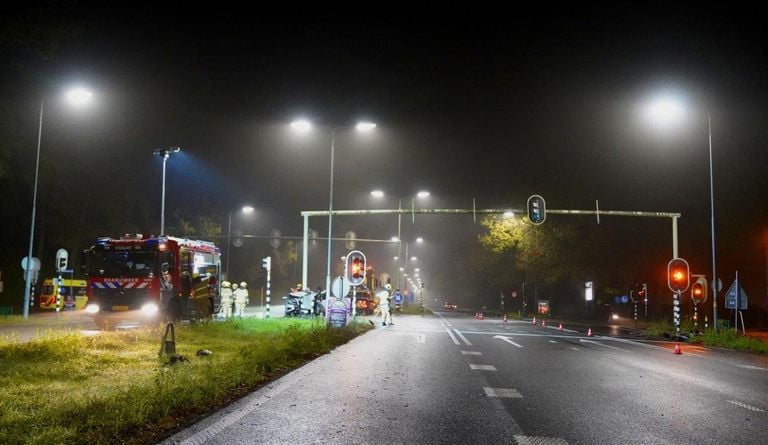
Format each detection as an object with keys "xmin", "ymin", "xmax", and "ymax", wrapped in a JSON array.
[
  {"xmin": 673, "ymin": 343, "xmax": 682, "ymax": 355},
  {"xmin": 474, "ymin": 312, "xmax": 478, "ymax": 319},
  {"xmin": 587, "ymin": 328, "xmax": 592, "ymax": 336},
  {"xmin": 479, "ymin": 312, "xmax": 484, "ymax": 320},
  {"xmin": 558, "ymin": 323, "xmax": 563, "ymax": 331},
  {"xmin": 503, "ymin": 314, "xmax": 508, "ymax": 322},
  {"xmin": 532, "ymin": 316, "xmax": 536, "ymax": 324},
  {"xmin": 542, "ymin": 320, "xmax": 546, "ymax": 327}
]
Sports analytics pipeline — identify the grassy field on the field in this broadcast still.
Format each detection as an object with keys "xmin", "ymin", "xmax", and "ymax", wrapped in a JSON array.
[
  {"xmin": 645, "ymin": 319, "xmax": 768, "ymax": 354},
  {"xmin": 0, "ymin": 318, "xmax": 372, "ymax": 444}
]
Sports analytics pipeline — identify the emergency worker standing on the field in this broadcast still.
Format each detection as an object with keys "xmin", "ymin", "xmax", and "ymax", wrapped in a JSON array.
[
  {"xmin": 234, "ymin": 281, "xmax": 249, "ymax": 317},
  {"xmin": 378, "ymin": 284, "xmax": 393, "ymax": 326},
  {"xmin": 220, "ymin": 281, "xmax": 233, "ymax": 318}
]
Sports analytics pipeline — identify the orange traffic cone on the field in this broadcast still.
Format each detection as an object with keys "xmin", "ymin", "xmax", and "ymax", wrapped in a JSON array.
[
  {"xmin": 479, "ymin": 312, "xmax": 484, "ymax": 320},
  {"xmin": 532, "ymin": 316, "xmax": 536, "ymax": 324},
  {"xmin": 542, "ymin": 320, "xmax": 546, "ymax": 327},
  {"xmin": 503, "ymin": 314, "xmax": 508, "ymax": 322},
  {"xmin": 558, "ymin": 323, "xmax": 563, "ymax": 331},
  {"xmin": 587, "ymin": 328, "xmax": 592, "ymax": 336},
  {"xmin": 673, "ymin": 343, "xmax": 682, "ymax": 355},
  {"xmin": 474, "ymin": 312, "xmax": 478, "ymax": 319}
]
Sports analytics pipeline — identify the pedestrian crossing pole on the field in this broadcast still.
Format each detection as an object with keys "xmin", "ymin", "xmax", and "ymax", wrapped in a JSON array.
[
  {"xmin": 673, "ymin": 291, "xmax": 681, "ymax": 336},
  {"xmin": 263, "ymin": 257, "xmax": 271, "ymax": 319}
]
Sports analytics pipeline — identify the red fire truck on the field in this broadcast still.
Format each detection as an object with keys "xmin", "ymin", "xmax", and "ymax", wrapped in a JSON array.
[{"xmin": 82, "ymin": 234, "xmax": 221, "ymax": 329}]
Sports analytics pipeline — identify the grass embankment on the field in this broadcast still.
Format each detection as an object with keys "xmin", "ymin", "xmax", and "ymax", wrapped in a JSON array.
[
  {"xmin": 0, "ymin": 318, "xmax": 372, "ymax": 444},
  {"xmin": 645, "ymin": 319, "xmax": 768, "ymax": 354}
]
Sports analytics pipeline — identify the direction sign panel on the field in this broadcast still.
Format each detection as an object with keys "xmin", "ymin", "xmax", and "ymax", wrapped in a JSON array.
[{"xmin": 724, "ymin": 281, "xmax": 748, "ymax": 310}]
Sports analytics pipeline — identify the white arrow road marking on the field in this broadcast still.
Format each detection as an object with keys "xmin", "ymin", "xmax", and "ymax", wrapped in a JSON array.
[
  {"xmin": 579, "ymin": 339, "xmax": 633, "ymax": 353},
  {"xmin": 484, "ymin": 387, "xmax": 523, "ymax": 398},
  {"xmin": 445, "ymin": 327, "xmax": 460, "ymax": 345},
  {"xmin": 454, "ymin": 329, "xmax": 472, "ymax": 346},
  {"xmin": 494, "ymin": 335, "xmax": 524, "ymax": 348},
  {"xmin": 469, "ymin": 364, "xmax": 497, "ymax": 371},
  {"xmin": 461, "ymin": 351, "xmax": 482, "ymax": 355}
]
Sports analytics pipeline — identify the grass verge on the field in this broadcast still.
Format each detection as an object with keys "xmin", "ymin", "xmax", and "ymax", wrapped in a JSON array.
[
  {"xmin": 0, "ymin": 318, "xmax": 372, "ymax": 444},
  {"xmin": 646, "ymin": 319, "xmax": 768, "ymax": 354}
]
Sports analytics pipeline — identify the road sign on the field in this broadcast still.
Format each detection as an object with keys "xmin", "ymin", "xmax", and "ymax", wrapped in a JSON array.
[
  {"xmin": 331, "ymin": 276, "xmax": 350, "ymax": 298},
  {"xmin": 724, "ymin": 281, "xmax": 748, "ymax": 310},
  {"xmin": 21, "ymin": 256, "xmax": 41, "ymax": 272}
]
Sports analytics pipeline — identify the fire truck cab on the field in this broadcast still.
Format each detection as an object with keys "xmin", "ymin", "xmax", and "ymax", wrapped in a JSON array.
[{"xmin": 82, "ymin": 234, "xmax": 221, "ymax": 329}]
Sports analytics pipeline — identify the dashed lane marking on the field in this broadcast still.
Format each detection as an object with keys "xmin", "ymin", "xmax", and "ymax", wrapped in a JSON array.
[
  {"xmin": 461, "ymin": 351, "xmax": 482, "ymax": 355},
  {"xmin": 454, "ymin": 329, "xmax": 473, "ymax": 346},
  {"xmin": 569, "ymin": 347, "xmax": 580, "ymax": 351},
  {"xmin": 469, "ymin": 364, "xmax": 497, "ymax": 371},
  {"xmin": 483, "ymin": 387, "xmax": 523, "ymax": 398},
  {"xmin": 548, "ymin": 340, "xmax": 558, "ymax": 343},
  {"xmin": 727, "ymin": 400, "xmax": 766, "ymax": 412},
  {"xmin": 514, "ymin": 436, "xmax": 568, "ymax": 445}
]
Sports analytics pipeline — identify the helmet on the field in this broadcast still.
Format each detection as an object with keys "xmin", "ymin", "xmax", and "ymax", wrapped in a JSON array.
[
  {"xmin": 384, "ymin": 283, "xmax": 392, "ymax": 291},
  {"xmin": 222, "ymin": 281, "xmax": 231, "ymax": 288},
  {"xmin": 240, "ymin": 282, "xmax": 247, "ymax": 288},
  {"xmin": 231, "ymin": 283, "xmax": 239, "ymax": 289},
  {"xmin": 296, "ymin": 283, "xmax": 303, "ymax": 290}
]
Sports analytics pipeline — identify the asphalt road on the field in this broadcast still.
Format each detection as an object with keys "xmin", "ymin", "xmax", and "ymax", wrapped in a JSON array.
[{"xmin": 162, "ymin": 312, "xmax": 768, "ymax": 444}]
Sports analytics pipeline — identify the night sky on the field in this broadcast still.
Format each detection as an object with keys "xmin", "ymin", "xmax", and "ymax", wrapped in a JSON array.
[{"xmin": 2, "ymin": 5, "xmax": 768, "ymax": 309}]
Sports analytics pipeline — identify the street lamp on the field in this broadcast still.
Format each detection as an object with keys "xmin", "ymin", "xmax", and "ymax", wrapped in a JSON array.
[
  {"xmin": 646, "ymin": 95, "xmax": 719, "ymax": 329},
  {"xmin": 371, "ymin": 189, "xmax": 430, "ymax": 288},
  {"xmin": 292, "ymin": 119, "xmax": 376, "ymax": 296},
  {"xmin": 23, "ymin": 86, "xmax": 94, "ymax": 319},
  {"xmin": 226, "ymin": 205, "xmax": 255, "ymax": 279},
  {"xmin": 153, "ymin": 147, "xmax": 181, "ymax": 236}
]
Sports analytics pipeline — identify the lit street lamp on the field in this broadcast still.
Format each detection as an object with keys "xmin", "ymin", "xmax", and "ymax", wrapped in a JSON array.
[
  {"xmin": 646, "ymin": 95, "xmax": 719, "ymax": 329},
  {"xmin": 226, "ymin": 205, "xmax": 255, "ymax": 279},
  {"xmin": 153, "ymin": 146, "xmax": 181, "ymax": 236},
  {"xmin": 292, "ymin": 119, "xmax": 376, "ymax": 295},
  {"xmin": 23, "ymin": 87, "xmax": 94, "ymax": 319}
]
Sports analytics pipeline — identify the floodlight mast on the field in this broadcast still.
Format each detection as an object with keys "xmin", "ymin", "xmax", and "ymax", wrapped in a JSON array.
[{"xmin": 153, "ymin": 146, "xmax": 181, "ymax": 236}]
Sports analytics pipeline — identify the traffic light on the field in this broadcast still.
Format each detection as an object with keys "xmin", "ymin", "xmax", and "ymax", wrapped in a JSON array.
[
  {"xmin": 345, "ymin": 250, "xmax": 366, "ymax": 286},
  {"xmin": 690, "ymin": 276, "xmax": 707, "ymax": 303},
  {"xmin": 527, "ymin": 195, "xmax": 546, "ymax": 225},
  {"xmin": 667, "ymin": 258, "xmax": 690, "ymax": 293},
  {"xmin": 634, "ymin": 283, "xmax": 646, "ymax": 301}
]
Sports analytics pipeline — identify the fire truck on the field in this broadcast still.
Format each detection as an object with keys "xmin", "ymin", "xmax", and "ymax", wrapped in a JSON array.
[{"xmin": 82, "ymin": 234, "xmax": 221, "ymax": 329}]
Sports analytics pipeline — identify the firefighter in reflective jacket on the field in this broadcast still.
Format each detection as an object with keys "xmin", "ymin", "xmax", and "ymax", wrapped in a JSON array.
[
  {"xmin": 378, "ymin": 284, "xmax": 393, "ymax": 326},
  {"xmin": 234, "ymin": 281, "xmax": 249, "ymax": 317},
  {"xmin": 220, "ymin": 281, "xmax": 234, "ymax": 318}
]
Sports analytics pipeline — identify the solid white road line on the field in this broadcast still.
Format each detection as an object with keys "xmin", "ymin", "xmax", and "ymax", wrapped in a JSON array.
[
  {"xmin": 461, "ymin": 351, "xmax": 482, "ymax": 355},
  {"xmin": 454, "ymin": 329, "xmax": 473, "ymax": 346},
  {"xmin": 579, "ymin": 339, "xmax": 633, "ymax": 353},
  {"xmin": 445, "ymin": 327, "xmax": 460, "ymax": 345}
]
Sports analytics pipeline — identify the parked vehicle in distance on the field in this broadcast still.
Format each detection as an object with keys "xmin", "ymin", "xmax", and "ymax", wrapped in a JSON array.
[
  {"xmin": 443, "ymin": 302, "xmax": 457, "ymax": 310},
  {"xmin": 355, "ymin": 290, "xmax": 377, "ymax": 315}
]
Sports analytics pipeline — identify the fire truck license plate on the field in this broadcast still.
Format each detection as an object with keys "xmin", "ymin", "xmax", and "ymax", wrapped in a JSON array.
[{"xmin": 112, "ymin": 305, "xmax": 129, "ymax": 311}]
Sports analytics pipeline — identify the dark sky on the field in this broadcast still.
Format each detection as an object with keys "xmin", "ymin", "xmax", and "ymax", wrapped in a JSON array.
[{"xmin": 3, "ymin": 5, "xmax": 768, "ymax": 304}]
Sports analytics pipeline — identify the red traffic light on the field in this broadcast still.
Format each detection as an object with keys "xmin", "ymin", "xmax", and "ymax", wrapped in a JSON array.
[
  {"xmin": 690, "ymin": 276, "xmax": 707, "ymax": 303},
  {"xmin": 345, "ymin": 250, "xmax": 367, "ymax": 286},
  {"xmin": 667, "ymin": 258, "xmax": 690, "ymax": 293}
]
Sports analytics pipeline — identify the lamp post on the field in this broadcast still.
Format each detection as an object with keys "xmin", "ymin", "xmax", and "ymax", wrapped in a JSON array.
[
  {"xmin": 292, "ymin": 119, "xmax": 376, "ymax": 296},
  {"xmin": 22, "ymin": 87, "xmax": 93, "ymax": 319},
  {"xmin": 371, "ymin": 190, "xmax": 429, "ymax": 289},
  {"xmin": 226, "ymin": 205, "xmax": 255, "ymax": 279},
  {"xmin": 646, "ymin": 97, "xmax": 719, "ymax": 330},
  {"xmin": 152, "ymin": 146, "xmax": 181, "ymax": 236}
]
